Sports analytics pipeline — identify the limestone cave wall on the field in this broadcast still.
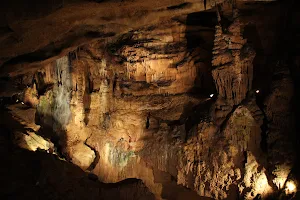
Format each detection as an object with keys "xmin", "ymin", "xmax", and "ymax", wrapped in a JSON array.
[{"xmin": 0, "ymin": 0, "xmax": 299, "ymax": 200}]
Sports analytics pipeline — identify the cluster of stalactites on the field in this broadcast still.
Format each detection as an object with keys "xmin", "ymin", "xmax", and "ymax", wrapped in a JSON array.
[{"xmin": 212, "ymin": 10, "xmax": 255, "ymax": 105}]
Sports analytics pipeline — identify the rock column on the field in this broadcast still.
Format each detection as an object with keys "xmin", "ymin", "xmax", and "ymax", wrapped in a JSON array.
[{"xmin": 212, "ymin": 11, "xmax": 255, "ymax": 106}]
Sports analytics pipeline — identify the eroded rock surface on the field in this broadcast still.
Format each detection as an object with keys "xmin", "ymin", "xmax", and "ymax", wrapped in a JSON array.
[
  {"xmin": 212, "ymin": 10, "xmax": 255, "ymax": 105},
  {"xmin": 0, "ymin": 1, "xmax": 299, "ymax": 200}
]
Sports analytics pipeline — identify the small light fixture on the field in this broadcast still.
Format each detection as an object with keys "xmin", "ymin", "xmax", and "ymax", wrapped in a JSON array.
[
  {"xmin": 16, "ymin": 99, "xmax": 19, "ymax": 102},
  {"xmin": 256, "ymin": 90, "xmax": 260, "ymax": 94},
  {"xmin": 21, "ymin": 102, "xmax": 24, "ymax": 105},
  {"xmin": 210, "ymin": 94, "xmax": 214, "ymax": 98}
]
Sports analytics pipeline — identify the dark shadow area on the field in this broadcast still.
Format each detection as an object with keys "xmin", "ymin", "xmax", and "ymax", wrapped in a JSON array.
[
  {"xmin": 253, "ymin": 0, "xmax": 300, "ymax": 193},
  {"xmin": 153, "ymin": 168, "xmax": 214, "ymax": 200},
  {"xmin": 186, "ymin": 11, "xmax": 217, "ymax": 28},
  {"xmin": 0, "ymin": 0, "xmax": 65, "ymax": 22},
  {"xmin": 167, "ymin": 98, "xmax": 216, "ymax": 141},
  {"xmin": 35, "ymin": 112, "xmax": 67, "ymax": 158},
  {"xmin": 0, "ymin": 111, "xmax": 21, "ymax": 152},
  {"xmin": 241, "ymin": 23, "xmax": 271, "ymax": 157},
  {"xmin": 0, "ymin": 105, "xmax": 36, "ymax": 140},
  {"xmin": 146, "ymin": 112, "xmax": 150, "ymax": 129},
  {"xmin": 282, "ymin": 0, "xmax": 300, "ymax": 189},
  {"xmin": 85, "ymin": 143, "xmax": 100, "ymax": 171},
  {"xmin": 83, "ymin": 61, "xmax": 92, "ymax": 125},
  {"xmin": 242, "ymin": 18, "xmax": 290, "ymax": 192},
  {"xmin": 167, "ymin": 3, "xmax": 191, "ymax": 10},
  {"xmin": 0, "ymin": 75, "xmax": 27, "ymax": 98},
  {"xmin": 243, "ymin": 24, "xmax": 272, "ymax": 102},
  {"xmin": 0, "ymin": 96, "xmax": 16, "ymax": 108},
  {"xmin": 33, "ymin": 71, "xmax": 54, "ymax": 96},
  {"xmin": 185, "ymin": 11, "xmax": 217, "ymax": 97},
  {"xmin": 183, "ymin": 99, "xmax": 214, "ymax": 136},
  {"xmin": 185, "ymin": 11, "xmax": 216, "ymax": 51},
  {"xmin": 225, "ymin": 184, "xmax": 239, "ymax": 200},
  {"xmin": 83, "ymin": 88, "xmax": 91, "ymax": 125},
  {"xmin": 83, "ymin": 92, "xmax": 91, "ymax": 125},
  {"xmin": 0, "ymin": 30, "xmax": 115, "ymax": 76}
]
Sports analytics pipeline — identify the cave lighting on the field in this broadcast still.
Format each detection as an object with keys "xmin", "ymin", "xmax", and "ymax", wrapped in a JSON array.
[
  {"xmin": 256, "ymin": 89, "xmax": 260, "ymax": 94},
  {"xmin": 210, "ymin": 94, "xmax": 214, "ymax": 98},
  {"xmin": 274, "ymin": 178, "xmax": 286, "ymax": 189},
  {"xmin": 21, "ymin": 102, "xmax": 24, "ymax": 105},
  {"xmin": 285, "ymin": 180, "xmax": 296, "ymax": 194}
]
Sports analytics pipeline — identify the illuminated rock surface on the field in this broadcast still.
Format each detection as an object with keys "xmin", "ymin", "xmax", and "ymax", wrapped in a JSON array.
[{"xmin": 0, "ymin": 0, "xmax": 300, "ymax": 199}]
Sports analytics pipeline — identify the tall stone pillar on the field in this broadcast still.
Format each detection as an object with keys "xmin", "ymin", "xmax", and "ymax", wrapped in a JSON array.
[{"xmin": 212, "ymin": 10, "xmax": 255, "ymax": 106}]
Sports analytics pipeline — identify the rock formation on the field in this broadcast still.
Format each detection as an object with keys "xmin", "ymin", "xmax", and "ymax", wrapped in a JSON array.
[
  {"xmin": 0, "ymin": 0, "xmax": 299, "ymax": 200},
  {"xmin": 212, "ymin": 10, "xmax": 255, "ymax": 106}
]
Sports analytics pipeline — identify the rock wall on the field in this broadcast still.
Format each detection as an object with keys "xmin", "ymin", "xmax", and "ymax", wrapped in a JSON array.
[
  {"xmin": 16, "ymin": 8, "xmax": 298, "ymax": 200},
  {"xmin": 264, "ymin": 64, "xmax": 296, "ymax": 189},
  {"xmin": 212, "ymin": 11, "xmax": 255, "ymax": 106}
]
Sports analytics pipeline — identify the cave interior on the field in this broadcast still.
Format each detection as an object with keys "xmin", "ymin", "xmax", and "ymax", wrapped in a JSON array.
[{"xmin": 1, "ymin": 0, "xmax": 300, "ymax": 199}]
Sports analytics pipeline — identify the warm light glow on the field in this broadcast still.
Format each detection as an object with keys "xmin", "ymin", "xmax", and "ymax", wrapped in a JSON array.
[
  {"xmin": 242, "ymin": 152, "xmax": 273, "ymax": 199},
  {"xmin": 254, "ymin": 172, "xmax": 271, "ymax": 194},
  {"xmin": 21, "ymin": 102, "xmax": 24, "ymax": 105},
  {"xmin": 210, "ymin": 94, "xmax": 214, "ymax": 98},
  {"xmin": 15, "ymin": 131, "xmax": 52, "ymax": 152},
  {"xmin": 274, "ymin": 178, "xmax": 286, "ymax": 189},
  {"xmin": 272, "ymin": 164, "xmax": 292, "ymax": 189},
  {"xmin": 256, "ymin": 90, "xmax": 260, "ymax": 94},
  {"xmin": 286, "ymin": 181, "xmax": 296, "ymax": 194}
]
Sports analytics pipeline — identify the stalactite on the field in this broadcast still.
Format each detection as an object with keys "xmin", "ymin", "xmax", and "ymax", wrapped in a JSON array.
[{"xmin": 212, "ymin": 10, "xmax": 255, "ymax": 105}]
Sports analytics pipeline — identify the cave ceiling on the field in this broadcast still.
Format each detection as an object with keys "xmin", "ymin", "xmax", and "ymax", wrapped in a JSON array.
[{"xmin": 0, "ymin": 0, "xmax": 276, "ymax": 76}]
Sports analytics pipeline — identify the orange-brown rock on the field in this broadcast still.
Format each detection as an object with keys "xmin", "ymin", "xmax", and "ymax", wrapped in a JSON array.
[
  {"xmin": 1, "ymin": 1, "xmax": 299, "ymax": 200},
  {"xmin": 212, "ymin": 12, "xmax": 255, "ymax": 105}
]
